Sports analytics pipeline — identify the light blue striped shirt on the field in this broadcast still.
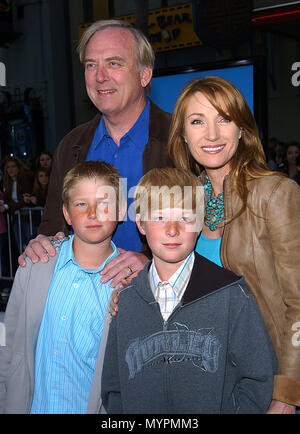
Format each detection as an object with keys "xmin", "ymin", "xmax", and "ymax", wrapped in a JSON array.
[{"xmin": 30, "ymin": 236, "xmax": 119, "ymax": 414}]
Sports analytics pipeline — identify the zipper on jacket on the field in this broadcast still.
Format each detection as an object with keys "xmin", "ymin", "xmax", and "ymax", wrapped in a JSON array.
[
  {"xmin": 162, "ymin": 319, "xmax": 170, "ymax": 411},
  {"xmin": 163, "ymin": 320, "xmax": 168, "ymax": 362},
  {"xmin": 162, "ymin": 302, "xmax": 183, "ymax": 351},
  {"xmin": 161, "ymin": 302, "xmax": 183, "ymax": 412},
  {"xmin": 160, "ymin": 301, "xmax": 183, "ymax": 357}
]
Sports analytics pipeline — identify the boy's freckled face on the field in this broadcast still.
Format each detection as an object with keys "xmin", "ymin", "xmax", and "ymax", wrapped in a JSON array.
[
  {"xmin": 63, "ymin": 178, "xmax": 118, "ymax": 245},
  {"xmin": 137, "ymin": 207, "xmax": 200, "ymax": 270}
]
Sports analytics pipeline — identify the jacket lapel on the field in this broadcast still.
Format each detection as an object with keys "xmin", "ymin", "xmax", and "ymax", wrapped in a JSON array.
[
  {"xmin": 26, "ymin": 255, "xmax": 59, "ymax": 387},
  {"xmin": 182, "ymin": 253, "xmax": 240, "ymax": 305}
]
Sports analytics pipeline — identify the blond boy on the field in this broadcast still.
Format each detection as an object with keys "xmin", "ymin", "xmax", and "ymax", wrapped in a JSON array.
[
  {"xmin": 0, "ymin": 161, "xmax": 125, "ymax": 414},
  {"xmin": 101, "ymin": 167, "xmax": 277, "ymax": 414}
]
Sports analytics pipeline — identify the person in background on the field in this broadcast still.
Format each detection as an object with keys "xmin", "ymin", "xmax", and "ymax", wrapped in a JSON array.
[
  {"xmin": 266, "ymin": 137, "xmax": 279, "ymax": 171},
  {"xmin": 294, "ymin": 154, "xmax": 300, "ymax": 186},
  {"xmin": 18, "ymin": 19, "xmax": 172, "ymax": 290},
  {"xmin": 35, "ymin": 151, "xmax": 53, "ymax": 174},
  {"xmin": 25, "ymin": 156, "xmax": 36, "ymax": 172},
  {"xmin": 274, "ymin": 142, "xmax": 287, "ymax": 172},
  {"xmin": 0, "ymin": 189, "xmax": 8, "ymax": 276},
  {"xmin": 0, "ymin": 160, "xmax": 126, "ymax": 414},
  {"xmin": 285, "ymin": 141, "xmax": 300, "ymax": 180},
  {"xmin": 24, "ymin": 156, "xmax": 36, "ymax": 182},
  {"xmin": 167, "ymin": 76, "xmax": 300, "ymax": 413},
  {"xmin": 23, "ymin": 167, "xmax": 50, "ymax": 237},
  {"xmin": 24, "ymin": 167, "xmax": 49, "ymax": 208},
  {"xmin": 1, "ymin": 156, "xmax": 33, "ymax": 253}
]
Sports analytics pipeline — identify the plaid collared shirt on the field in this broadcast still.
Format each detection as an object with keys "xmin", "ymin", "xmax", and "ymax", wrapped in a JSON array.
[{"xmin": 149, "ymin": 252, "xmax": 195, "ymax": 322}]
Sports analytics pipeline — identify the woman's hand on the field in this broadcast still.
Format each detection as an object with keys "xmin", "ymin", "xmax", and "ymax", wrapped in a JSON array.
[
  {"xmin": 30, "ymin": 195, "xmax": 38, "ymax": 205},
  {"xmin": 18, "ymin": 232, "xmax": 66, "ymax": 266},
  {"xmin": 23, "ymin": 193, "xmax": 31, "ymax": 204},
  {"xmin": 266, "ymin": 400, "xmax": 296, "ymax": 414},
  {"xmin": 109, "ymin": 288, "xmax": 121, "ymax": 320},
  {"xmin": 104, "ymin": 250, "xmax": 149, "ymax": 320},
  {"xmin": 100, "ymin": 248, "xmax": 148, "ymax": 289}
]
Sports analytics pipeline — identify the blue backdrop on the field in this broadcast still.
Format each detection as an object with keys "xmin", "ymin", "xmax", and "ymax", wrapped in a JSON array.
[{"xmin": 149, "ymin": 64, "xmax": 254, "ymax": 114}]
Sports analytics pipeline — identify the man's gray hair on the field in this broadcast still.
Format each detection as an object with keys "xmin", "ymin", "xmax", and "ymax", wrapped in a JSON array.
[{"xmin": 77, "ymin": 19, "xmax": 155, "ymax": 72}]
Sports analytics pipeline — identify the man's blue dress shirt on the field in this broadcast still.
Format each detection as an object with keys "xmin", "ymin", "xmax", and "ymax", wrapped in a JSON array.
[{"xmin": 85, "ymin": 100, "xmax": 150, "ymax": 252}]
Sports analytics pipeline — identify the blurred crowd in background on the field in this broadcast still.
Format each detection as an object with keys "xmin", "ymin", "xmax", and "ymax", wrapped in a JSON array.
[
  {"xmin": 267, "ymin": 139, "xmax": 300, "ymax": 185},
  {"xmin": 0, "ymin": 151, "xmax": 52, "ymax": 276}
]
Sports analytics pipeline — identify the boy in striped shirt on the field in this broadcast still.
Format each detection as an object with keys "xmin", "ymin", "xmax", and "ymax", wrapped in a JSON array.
[{"xmin": 0, "ymin": 160, "xmax": 126, "ymax": 414}]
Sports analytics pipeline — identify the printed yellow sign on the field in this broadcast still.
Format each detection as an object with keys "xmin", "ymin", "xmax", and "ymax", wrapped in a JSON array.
[{"xmin": 78, "ymin": 2, "xmax": 202, "ymax": 53}]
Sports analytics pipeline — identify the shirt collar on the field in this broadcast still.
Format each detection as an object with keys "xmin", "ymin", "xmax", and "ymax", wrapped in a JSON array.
[
  {"xmin": 57, "ymin": 235, "xmax": 118, "ymax": 273},
  {"xmin": 149, "ymin": 252, "xmax": 195, "ymax": 295},
  {"xmin": 94, "ymin": 99, "xmax": 150, "ymax": 149}
]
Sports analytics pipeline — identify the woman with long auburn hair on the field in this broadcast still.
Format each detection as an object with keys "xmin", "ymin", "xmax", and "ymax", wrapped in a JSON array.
[
  {"xmin": 168, "ymin": 76, "xmax": 276, "ymax": 214},
  {"xmin": 168, "ymin": 76, "xmax": 300, "ymax": 413}
]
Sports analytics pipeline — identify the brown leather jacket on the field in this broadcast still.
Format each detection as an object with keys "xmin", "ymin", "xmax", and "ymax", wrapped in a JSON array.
[
  {"xmin": 39, "ymin": 100, "xmax": 172, "ymax": 236},
  {"xmin": 219, "ymin": 173, "xmax": 300, "ymax": 406}
]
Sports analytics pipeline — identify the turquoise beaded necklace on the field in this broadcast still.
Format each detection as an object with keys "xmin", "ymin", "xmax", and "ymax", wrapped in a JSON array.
[{"xmin": 203, "ymin": 175, "xmax": 224, "ymax": 231}]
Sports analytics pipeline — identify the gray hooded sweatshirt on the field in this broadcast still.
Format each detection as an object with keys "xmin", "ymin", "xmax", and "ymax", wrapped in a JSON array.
[{"xmin": 101, "ymin": 253, "xmax": 277, "ymax": 414}]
